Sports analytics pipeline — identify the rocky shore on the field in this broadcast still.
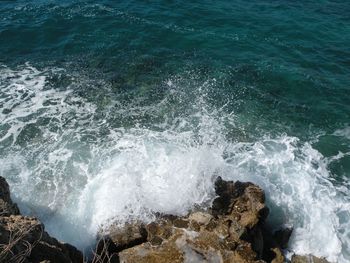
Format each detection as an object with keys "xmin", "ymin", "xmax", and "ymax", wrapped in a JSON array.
[
  {"xmin": 0, "ymin": 176, "xmax": 330, "ymax": 263},
  {"xmin": 0, "ymin": 176, "xmax": 82, "ymax": 263}
]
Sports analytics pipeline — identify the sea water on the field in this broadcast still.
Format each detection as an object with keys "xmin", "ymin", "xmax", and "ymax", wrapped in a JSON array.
[{"xmin": 0, "ymin": 1, "xmax": 349, "ymax": 262}]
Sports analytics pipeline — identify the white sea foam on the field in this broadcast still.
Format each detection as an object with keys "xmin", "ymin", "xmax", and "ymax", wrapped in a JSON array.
[
  {"xmin": 334, "ymin": 126, "xmax": 350, "ymax": 140},
  {"xmin": 0, "ymin": 64, "xmax": 349, "ymax": 262},
  {"xmin": 222, "ymin": 137, "xmax": 350, "ymax": 262}
]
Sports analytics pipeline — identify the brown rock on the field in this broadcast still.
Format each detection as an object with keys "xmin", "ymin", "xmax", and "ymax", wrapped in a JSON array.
[
  {"xmin": 211, "ymin": 176, "xmax": 236, "ymax": 216},
  {"xmin": 188, "ymin": 212, "xmax": 213, "ymax": 226},
  {"xmin": 212, "ymin": 177, "xmax": 269, "ymax": 229},
  {"xmin": 0, "ymin": 176, "xmax": 83, "ymax": 263},
  {"xmin": 0, "ymin": 215, "xmax": 82, "ymax": 263},
  {"xmin": 92, "ymin": 177, "xmax": 317, "ymax": 263},
  {"xmin": 228, "ymin": 219, "xmax": 248, "ymax": 241},
  {"xmin": 107, "ymin": 221, "xmax": 148, "ymax": 251},
  {"xmin": 291, "ymin": 254, "xmax": 331, "ymax": 263},
  {"xmin": 119, "ymin": 226, "xmax": 262, "ymax": 263},
  {"xmin": 114, "ymin": 177, "xmax": 273, "ymax": 263},
  {"xmin": 146, "ymin": 220, "xmax": 174, "ymax": 241},
  {"xmin": 94, "ymin": 237, "xmax": 119, "ymax": 263},
  {"xmin": 92, "ymin": 221, "xmax": 149, "ymax": 263},
  {"xmin": 229, "ymin": 182, "xmax": 268, "ymax": 229},
  {"xmin": 119, "ymin": 228, "xmax": 184, "ymax": 263},
  {"xmin": 173, "ymin": 218, "xmax": 189, "ymax": 229},
  {"xmin": 271, "ymin": 248, "xmax": 284, "ymax": 263}
]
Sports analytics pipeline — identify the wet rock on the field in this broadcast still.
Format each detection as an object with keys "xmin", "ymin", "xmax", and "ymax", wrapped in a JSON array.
[
  {"xmin": 0, "ymin": 215, "xmax": 82, "ymax": 263},
  {"xmin": 212, "ymin": 177, "xmax": 269, "ymax": 229},
  {"xmin": 2, "ymin": 174, "xmax": 325, "ymax": 263},
  {"xmin": 107, "ymin": 221, "xmax": 148, "ymax": 252},
  {"xmin": 270, "ymin": 248, "xmax": 284, "ymax": 263},
  {"xmin": 146, "ymin": 219, "xmax": 174, "ymax": 245},
  {"xmin": 0, "ymin": 176, "xmax": 20, "ymax": 216},
  {"xmin": 211, "ymin": 176, "xmax": 236, "ymax": 216},
  {"xmin": 109, "ymin": 176, "xmax": 280, "ymax": 263},
  {"xmin": 173, "ymin": 218, "xmax": 189, "ymax": 229},
  {"xmin": 291, "ymin": 254, "xmax": 330, "ymax": 263},
  {"xmin": 92, "ymin": 221, "xmax": 148, "ymax": 262},
  {"xmin": 273, "ymin": 227, "xmax": 293, "ymax": 249},
  {"xmin": 188, "ymin": 212, "xmax": 212, "ymax": 226},
  {"xmin": 248, "ymin": 225, "xmax": 264, "ymax": 258},
  {"xmin": 119, "ymin": 226, "xmax": 262, "ymax": 263},
  {"xmin": 94, "ymin": 237, "xmax": 119, "ymax": 263},
  {"xmin": 0, "ymin": 176, "xmax": 82, "ymax": 263}
]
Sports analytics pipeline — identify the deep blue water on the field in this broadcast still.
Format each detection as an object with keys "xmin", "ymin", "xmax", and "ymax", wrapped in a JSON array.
[{"xmin": 0, "ymin": 1, "xmax": 349, "ymax": 261}]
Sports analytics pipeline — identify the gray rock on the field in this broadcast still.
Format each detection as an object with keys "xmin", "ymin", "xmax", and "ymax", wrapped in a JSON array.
[{"xmin": 0, "ymin": 176, "xmax": 20, "ymax": 216}]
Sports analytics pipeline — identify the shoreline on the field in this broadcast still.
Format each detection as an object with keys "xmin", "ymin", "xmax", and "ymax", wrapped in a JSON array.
[{"xmin": 0, "ymin": 176, "xmax": 330, "ymax": 263}]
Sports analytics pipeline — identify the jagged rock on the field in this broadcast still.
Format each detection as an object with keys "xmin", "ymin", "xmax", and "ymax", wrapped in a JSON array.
[
  {"xmin": 291, "ymin": 254, "xmax": 330, "ymax": 263},
  {"xmin": 0, "ymin": 215, "xmax": 82, "ymax": 263},
  {"xmin": 94, "ymin": 237, "xmax": 119, "ymax": 263},
  {"xmin": 270, "ymin": 248, "xmax": 284, "ymax": 263},
  {"xmin": 106, "ymin": 176, "xmax": 282, "ymax": 263},
  {"xmin": 0, "ymin": 177, "xmax": 20, "ymax": 216},
  {"xmin": 119, "ymin": 226, "xmax": 262, "ymax": 263},
  {"xmin": 2, "ymin": 174, "xmax": 327, "ymax": 263},
  {"xmin": 212, "ymin": 177, "xmax": 269, "ymax": 229},
  {"xmin": 188, "ymin": 212, "xmax": 212, "ymax": 226},
  {"xmin": 273, "ymin": 227, "xmax": 293, "ymax": 249},
  {"xmin": 107, "ymin": 221, "xmax": 148, "ymax": 251},
  {"xmin": 0, "ymin": 176, "xmax": 82, "ymax": 263},
  {"xmin": 93, "ymin": 222, "xmax": 148, "ymax": 263}
]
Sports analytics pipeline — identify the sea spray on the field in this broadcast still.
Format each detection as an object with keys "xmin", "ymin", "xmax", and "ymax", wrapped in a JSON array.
[{"xmin": 0, "ymin": 64, "xmax": 349, "ymax": 262}]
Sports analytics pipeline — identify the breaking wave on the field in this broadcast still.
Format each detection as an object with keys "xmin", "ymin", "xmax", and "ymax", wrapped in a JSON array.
[{"xmin": 0, "ymin": 64, "xmax": 349, "ymax": 262}]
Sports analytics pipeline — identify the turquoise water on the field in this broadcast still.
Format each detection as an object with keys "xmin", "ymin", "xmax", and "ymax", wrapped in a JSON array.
[{"xmin": 1, "ymin": 1, "xmax": 350, "ymax": 261}]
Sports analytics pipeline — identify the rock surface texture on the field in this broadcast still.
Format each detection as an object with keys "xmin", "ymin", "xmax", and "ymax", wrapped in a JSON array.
[
  {"xmin": 291, "ymin": 255, "xmax": 330, "ymax": 263},
  {"xmin": 0, "ymin": 175, "xmax": 331, "ymax": 263},
  {"xmin": 97, "ymin": 177, "xmax": 300, "ymax": 263},
  {"xmin": 0, "ymin": 176, "xmax": 82, "ymax": 263}
]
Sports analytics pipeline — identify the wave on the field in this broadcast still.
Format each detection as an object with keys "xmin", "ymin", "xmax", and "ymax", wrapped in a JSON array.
[{"xmin": 0, "ymin": 64, "xmax": 349, "ymax": 262}]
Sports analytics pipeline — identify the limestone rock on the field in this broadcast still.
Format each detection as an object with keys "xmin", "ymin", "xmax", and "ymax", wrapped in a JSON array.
[
  {"xmin": 291, "ymin": 254, "xmax": 331, "ymax": 263},
  {"xmin": 107, "ymin": 221, "xmax": 148, "ymax": 251},
  {"xmin": 0, "ymin": 215, "xmax": 82, "ymax": 263},
  {"xmin": 3, "ymin": 174, "xmax": 327, "ymax": 263},
  {"xmin": 212, "ymin": 177, "xmax": 269, "ymax": 229},
  {"xmin": 188, "ymin": 212, "xmax": 213, "ymax": 226},
  {"xmin": 119, "ymin": 226, "xmax": 262, "ymax": 263},
  {"xmin": 270, "ymin": 248, "xmax": 284, "ymax": 263},
  {"xmin": 0, "ymin": 214, "xmax": 82, "ymax": 263},
  {"xmin": 94, "ymin": 221, "xmax": 148, "ymax": 263},
  {"xmin": 107, "ymin": 176, "xmax": 281, "ymax": 263}
]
